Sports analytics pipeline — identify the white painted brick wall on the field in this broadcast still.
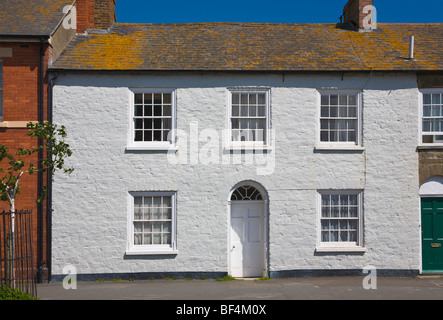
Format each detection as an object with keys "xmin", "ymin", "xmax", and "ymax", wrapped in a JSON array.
[{"xmin": 52, "ymin": 72, "xmax": 420, "ymax": 277}]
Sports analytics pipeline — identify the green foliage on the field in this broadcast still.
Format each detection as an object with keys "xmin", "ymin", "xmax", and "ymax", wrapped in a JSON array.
[
  {"xmin": 255, "ymin": 276, "xmax": 270, "ymax": 281},
  {"xmin": 0, "ymin": 286, "xmax": 39, "ymax": 300},
  {"xmin": 215, "ymin": 275, "xmax": 238, "ymax": 281},
  {"xmin": 0, "ymin": 121, "xmax": 74, "ymax": 205}
]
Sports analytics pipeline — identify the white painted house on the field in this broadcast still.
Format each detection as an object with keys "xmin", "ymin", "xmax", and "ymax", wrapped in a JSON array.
[{"xmin": 48, "ymin": 0, "xmax": 443, "ymax": 281}]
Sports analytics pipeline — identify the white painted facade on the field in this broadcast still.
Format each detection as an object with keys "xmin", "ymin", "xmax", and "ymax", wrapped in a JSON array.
[{"xmin": 51, "ymin": 72, "xmax": 421, "ymax": 279}]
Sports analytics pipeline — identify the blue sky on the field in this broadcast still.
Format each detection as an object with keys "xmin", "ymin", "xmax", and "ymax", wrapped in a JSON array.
[{"xmin": 115, "ymin": 0, "xmax": 443, "ymax": 24}]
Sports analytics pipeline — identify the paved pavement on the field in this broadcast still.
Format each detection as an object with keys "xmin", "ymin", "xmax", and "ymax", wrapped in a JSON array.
[{"xmin": 37, "ymin": 275, "xmax": 443, "ymax": 300}]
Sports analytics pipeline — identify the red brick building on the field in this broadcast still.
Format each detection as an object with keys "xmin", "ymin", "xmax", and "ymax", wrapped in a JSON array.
[{"xmin": 0, "ymin": 0, "xmax": 116, "ymax": 283}]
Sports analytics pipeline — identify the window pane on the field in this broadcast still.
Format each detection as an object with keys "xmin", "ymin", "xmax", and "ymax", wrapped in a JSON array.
[
  {"xmin": 348, "ymin": 95, "xmax": 357, "ymax": 106},
  {"xmin": 432, "ymin": 94, "xmax": 441, "ymax": 105},
  {"xmin": 241, "ymin": 94, "xmax": 248, "ymax": 104},
  {"xmin": 154, "ymin": 93, "xmax": 162, "ymax": 104},
  {"xmin": 135, "ymin": 131, "xmax": 143, "ymax": 141},
  {"xmin": 322, "ymin": 206, "xmax": 330, "ymax": 217},
  {"xmin": 134, "ymin": 234, "xmax": 143, "ymax": 245},
  {"xmin": 135, "ymin": 105, "xmax": 143, "ymax": 117},
  {"xmin": 232, "ymin": 105, "xmax": 239, "ymax": 117},
  {"xmin": 163, "ymin": 118, "xmax": 172, "ymax": 130},
  {"xmin": 257, "ymin": 94, "xmax": 266, "ymax": 105},
  {"xmin": 321, "ymin": 95, "xmax": 329, "ymax": 105},
  {"xmin": 163, "ymin": 105, "xmax": 171, "ymax": 117},
  {"xmin": 240, "ymin": 106, "xmax": 248, "ymax": 117},
  {"xmin": 320, "ymin": 131, "xmax": 328, "ymax": 141},
  {"xmin": 163, "ymin": 93, "xmax": 171, "ymax": 104},
  {"xmin": 232, "ymin": 93, "xmax": 240, "ymax": 104},
  {"xmin": 322, "ymin": 231, "xmax": 329, "ymax": 242},
  {"xmin": 144, "ymin": 105, "xmax": 152, "ymax": 117},
  {"xmin": 153, "ymin": 233, "xmax": 162, "ymax": 244},
  {"xmin": 339, "ymin": 95, "xmax": 347, "ymax": 105},
  {"xmin": 135, "ymin": 94, "xmax": 143, "ymax": 104},
  {"xmin": 163, "ymin": 233, "xmax": 171, "ymax": 245},
  {"xmin": 321, "ymin": 106, "xmax": 329, "ymax": 117},
  {"xmin": 330, "ymin": 95, "xmax": 338, "ymax": 105},
  {"xmin": 144, "ymin": 131, "xmax": 153, "ymax": 142},
  {"xmin": 163, "ymin": 130, "xmax": 171, "ymax": 142},
  {"xmin": 144, "ymin": 93, "xmax": 153, "ymax": 104},
  {"xmin": 257, "ymin": 106, "xmax": 265, "ymax": 117},
  {"xmin": 348, "ymin": 106, "xmax": 357, "ymax": 117},
  {"xmin": 135, "ymin": 119, "xmax": 143, "ymax": 129},
  {"xmin": 154, "ymin": 105, "xmax": 162, "ymax": 116},
  {"xmin": 423, "ymin": 94, "xmax": 432, "ymax": 105}
]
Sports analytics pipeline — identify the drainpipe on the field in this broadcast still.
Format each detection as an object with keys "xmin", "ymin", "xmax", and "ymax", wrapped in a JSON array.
[
  {"xmin": 37, "ymin": 37, "xmax": 46, "ymax": 284},
  {"xmin": 46, "ymin": 71, "xmax": 57, "ymax": 283}
]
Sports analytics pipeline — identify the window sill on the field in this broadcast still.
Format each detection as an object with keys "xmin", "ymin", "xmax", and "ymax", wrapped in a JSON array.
[
  {"xmin": 314, "ymin": 145, "xmax": 365, "ymax": 152},
  {"xmin": 417, "ymin": 145, "xmax": 443, "ymax": 151},
  {"xmin": 0, "ymin": 121, "xmax": 38, "ymax": 128},
  {"xmin": 315, "ymin": 246, "xmax": 366, "ymax": 253},
  {"xmin": 126, "ymin": 145, "xmax": 178, "ymax": 152},
  {"xmin": 125, "ymin": 250, "xmax": 178, "ymax": 256}
]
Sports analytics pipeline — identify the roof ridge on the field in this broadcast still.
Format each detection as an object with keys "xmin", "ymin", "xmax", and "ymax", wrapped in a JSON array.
[{"xmin": 113, "ymin": 22, "xmax": 338, "ymax": 27}]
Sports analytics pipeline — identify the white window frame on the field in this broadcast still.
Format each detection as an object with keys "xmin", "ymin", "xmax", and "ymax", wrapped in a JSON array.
[
  {"xmin": 0, "ymin": 60, "xmax": 3, "ymax": 122},
  {"xmin": 316, "ymin": 89, "xmax": 363, "ymax": 150},
  {"xmin": 316, "ymin": 190, "xmax": 365, "ymax": 253},
  {"xmin": 126, "ymin": 191, "xmax": 178, "ymax": 255},
  {"xmin": 226, "ymin": 87, "xmax": 272, "ymax": 150},
  {"xmin": 419, "ymin": 89, "xmax": 443, "ymax": 146},
  {"xmin": 127, "ymin": 88, "xmax": 177, "ymax": 151}
]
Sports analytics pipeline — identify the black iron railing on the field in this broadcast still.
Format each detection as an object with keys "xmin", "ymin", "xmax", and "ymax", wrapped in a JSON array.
[{"xmin": 0, "ymin": 210, "xmax": 37, "ymax": 297}]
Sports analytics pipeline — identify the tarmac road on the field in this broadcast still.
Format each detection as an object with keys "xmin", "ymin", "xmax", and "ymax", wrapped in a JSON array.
[{"xmin": 37, "ymin": 275, "xmax": 443, "ymax": 300}]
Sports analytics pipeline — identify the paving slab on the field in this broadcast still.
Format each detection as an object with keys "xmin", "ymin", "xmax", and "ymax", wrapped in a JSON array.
[{"xmin": 36, "ymin": 276, "xmax": 443, "ymax": 301}]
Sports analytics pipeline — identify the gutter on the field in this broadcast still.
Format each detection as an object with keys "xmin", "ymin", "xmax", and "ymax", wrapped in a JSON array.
[
  {"xmin": 37, "ymin": 36, "xmax": 46, "ymax": 284},
  {"xmin": 46, "ymin": 71, "xmax": 57, "ymax": 283}
]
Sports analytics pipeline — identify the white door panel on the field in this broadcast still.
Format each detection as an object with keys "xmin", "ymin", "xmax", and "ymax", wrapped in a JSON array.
[{"xmin": 230, "ymin": 202, "xmax": 265, "ymax": 278}]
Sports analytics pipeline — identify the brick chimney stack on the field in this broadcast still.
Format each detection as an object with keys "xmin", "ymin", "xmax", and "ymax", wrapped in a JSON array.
[
  {"xmin": 76, "ymin": 0, "xmax": 116, "ymax": 33},
  {"xmin": 343, "ymin": 0, "xmax": 376, "ymax": 31}
]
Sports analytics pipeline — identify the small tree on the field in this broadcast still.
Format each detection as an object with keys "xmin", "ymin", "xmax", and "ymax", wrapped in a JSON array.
[{"xmin": 0, "ymin": 121, "xmax": 74, "ymax": 288}]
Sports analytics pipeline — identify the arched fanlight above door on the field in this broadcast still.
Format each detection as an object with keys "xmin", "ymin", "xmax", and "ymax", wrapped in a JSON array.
[{"xmin": 231, "ymin": 185, "xmax": 263, "ymax": 201}]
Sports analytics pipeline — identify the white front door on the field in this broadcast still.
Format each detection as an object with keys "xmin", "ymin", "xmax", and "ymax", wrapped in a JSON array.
[{"xmin": 230, "ymin": 201, "xmax": 265, "ymax": 278}]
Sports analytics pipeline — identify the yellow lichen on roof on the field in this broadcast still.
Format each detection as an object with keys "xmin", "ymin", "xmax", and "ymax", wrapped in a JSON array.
[
  {"xmin": 52, "ymin": 22, "xmax": 443, "ymax": 72},
  {"xmin": 70, "ymin": 31, "xmax": 145, "ymax": 70}
]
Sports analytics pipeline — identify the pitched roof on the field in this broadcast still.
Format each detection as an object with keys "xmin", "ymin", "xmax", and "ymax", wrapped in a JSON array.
[
  {"xmin": 0, "ymin": 0, "xmax": 74, "ymax": 36},
  {"xmin": 51, "ymin": 22, "xmax": 443, "ymax": 72}
]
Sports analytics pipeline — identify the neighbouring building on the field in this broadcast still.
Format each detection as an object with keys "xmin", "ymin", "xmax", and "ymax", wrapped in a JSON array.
[
  {"xmin": 49, "ymin": 0, "xmax": 443, "ymax": 280},
  {"xmin": 0, "ymin": 0, "xmax": 115, "ymax": 283}
]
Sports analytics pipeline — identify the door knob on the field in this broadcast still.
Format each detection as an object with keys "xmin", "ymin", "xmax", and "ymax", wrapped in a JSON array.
[{"xmin": 232, "ymin": 246, "xmax": 235, "ymax": 249}]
